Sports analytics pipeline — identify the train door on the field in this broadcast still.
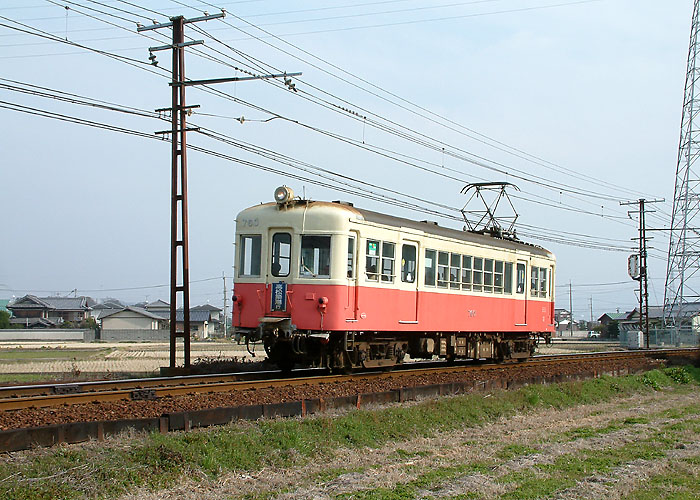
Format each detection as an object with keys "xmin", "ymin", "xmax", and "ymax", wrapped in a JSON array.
[
  {"xmin": 346, "ymin": 232, "xmax": 359, "ymax": 321},
  {"xmin": 515, "ymin": 260, "xmax": 527, "ymax": 325},
  {"xmin": 399, "ymin": 241, "xmax": 419, "ymax": 323},
  {"xmin": 267, "ymin": 228, "xmax": 293, "ymax": 316}
]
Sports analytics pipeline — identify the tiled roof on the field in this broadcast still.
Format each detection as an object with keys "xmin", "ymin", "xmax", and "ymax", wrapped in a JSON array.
[
  {"xmin": 100, "ymin": 306, "xmax": 164, "ymax": 321},
  {"xmin": 8, "ymin": 295, "xmax": 92, "ymax": 311},
  {"xmin": 191, "ymin": 304, "xmax": 222, "ymax": 312},
  {"xmin": 9, "ymin": 317, "xmax": 57, "ymax": 328},
  {"xmin": 600, "ymin": 312, "xmax": 629, "ymax": 321},
  {"xmin": 176, "ymin": 310, "xmax": 211, "ymax": 323},
  {"xmin": 145, "ymin": 299, "xmax": 169, "ymax": 308},
  {"xmin": 42, "ymin": 297, "xmax": 91, "ymax": 310}
]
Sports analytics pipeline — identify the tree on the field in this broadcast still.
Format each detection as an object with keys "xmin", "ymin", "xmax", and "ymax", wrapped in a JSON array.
[
  {"xmin": 0, "ymin": 311, "xmax": 9, "ymax": 329},
  {"xmin": 607, "ymin": 320, "xmax": 620, "ymax": 339}
]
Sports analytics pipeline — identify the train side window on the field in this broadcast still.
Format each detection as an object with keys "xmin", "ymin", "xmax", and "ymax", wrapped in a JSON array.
[
  {"xmin": 531, "ymin": 266, "xmax": 539, "ymax": 296},
  {"xmin": 449, "ymin": 253, "xmax": 461, "ymax": 289},
  {"xmin": 381, "ymin": 242, "xmax": 395, "ymax": 282},
  {"xmin": 504, "ymin": 262, "xmax": 513, "ymax": 294},
  {"xmin": 472, "ymin": 257, "xmax": 483, "ymax": 292},
  {"xmin": 366, "ymin": 239, "xmax": 380, "ymax": 281},
  {"xmin": 300, "ymin": 235, "xmax": 331, "ymax": 278},
  {"xmin": 462, "ymin": 255, "xmax": 472, "ymax": 291},
  {"xmin": 239, "ymin": 235, "xmax": 261, "ymax": 277},
  {"xmin": 539, "ymin": 267, "xmax": 547, "ymax": 297},
  {"xmin": 271, "ymin": 233, "xmax": 291, "ymax": 277},
  {"xmin": 483, "ymin": 259, "xmax": 494, "ymax": 293},
  {"xmin": 401, "ymin": 244, "xmax": 417, "ymax": 283},
  {"xmin": 424, "ymin": 249, "xmax": 436, "ymax": 286},
  {"xmin": 516, "ymin": 263, "xmax": 525, "ymax": 294},
  {"xmin": 437, "ymin": 251, "xmax": 449, "ymax": 288},
  {"xmin": 494, "ymin": 260, "xmax": 504, "ymax": 294},
  {"xmin": 347, "ymin": 236, "xmax": 355, "ymax": 279}
]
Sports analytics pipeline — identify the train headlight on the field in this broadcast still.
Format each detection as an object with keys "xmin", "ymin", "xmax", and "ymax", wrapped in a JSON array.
[{"xmin": 274, "ymin": 185, "xmax": 294, "ymax": 205}]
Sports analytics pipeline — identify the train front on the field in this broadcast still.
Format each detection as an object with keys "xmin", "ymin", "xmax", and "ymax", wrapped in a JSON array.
[{"xmin": 232, "ymin": 187, "xmax": 359, "ymax": 370}]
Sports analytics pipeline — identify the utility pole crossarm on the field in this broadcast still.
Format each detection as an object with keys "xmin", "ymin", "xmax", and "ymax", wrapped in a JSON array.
[
  {"xmin": 169, "ymin": 72, "xmax": 302, "ymax": 87},
  {"xmin": 137, "ymin": 12, "xmax": 226, "ymax": 32}
]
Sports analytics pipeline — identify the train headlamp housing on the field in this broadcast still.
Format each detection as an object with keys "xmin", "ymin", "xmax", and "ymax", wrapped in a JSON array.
[{"xmin": 274, "ymin": 186, "xmax": 294, "ymax": 205}]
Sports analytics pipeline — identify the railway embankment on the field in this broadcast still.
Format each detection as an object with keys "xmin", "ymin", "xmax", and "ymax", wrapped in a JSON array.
[{"xmin": 0, "ymin": 365, "xmax": 698, "ymax": 500}]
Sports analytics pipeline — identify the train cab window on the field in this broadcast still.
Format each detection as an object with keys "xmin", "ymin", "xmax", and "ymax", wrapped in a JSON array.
[
  {"xmin": 531, "ymin": 267, "xmax": 539, "ymax": 296},
  {"xmin": 300, "ymin": 235, "xmax": 331, "ymax": 278},
  {"xmin": 424, "ymin": 249, "xmax": 436, "ymax": 286},
  {"xmin": 516, "ymin": 263, "xmax": 526, "ymax": 294},
  {"xmin": 450, "ymin": 253, "xmax": 460, "ymax": 289},
  {"xmin": 348, "ymin": 236, "xmax": 355, "ymax": 279},
  {"xmin": 483, "ymin": 259, "xmax": 494, "ymax": 293},
  {"xmin": 366, "ymin": 239, "xmax": 380, "ymax": 281},
  {"xmin": 239, "ymin": 235, "xmax": 261, "ymax": 277},
  {"xmin": 437, "ymin": 251, "xmax": 449, "ymax": 288},
  {"xmin": 461, "ymin": 255, "xmax": 472, "ymax": 291},
  {"xmin": 401, "ymin": 244, "xmax": 417, "ymax": 283},
  {"xmin": 494, "ymin": 261, "xmax": 504, "ymax": 294},
  {"xmin": 381, "ymin": 242, "xmax": 396, "ymax": 283},
  {"xmin": 504, "ymin": 262, "xmax": 513, "ymax": 294},
  {"xmin": 271, "ymin": 233, "xmax": 291, "ymax": 277},
  {"xmin": 472, "ymin": 257, "xmax": 483, "ymax": 292},
  {"xmin": 539, "ymin": 268, "xmax": 547, "ymax": 297}
]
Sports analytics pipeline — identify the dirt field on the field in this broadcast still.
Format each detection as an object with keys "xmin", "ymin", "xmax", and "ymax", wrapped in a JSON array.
[
  {"xmin": 0, "ymin": 341, "xmax": 262, "ymax": 377},
  {"xmin": 0, "ymin": 339, "xmax": 615, "ymax": 378}
]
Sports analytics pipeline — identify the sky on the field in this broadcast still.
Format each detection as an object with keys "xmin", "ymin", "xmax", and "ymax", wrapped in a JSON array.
[{"xmin": 0, "ymin": 0, "xmax": 694, "ymax": 322}]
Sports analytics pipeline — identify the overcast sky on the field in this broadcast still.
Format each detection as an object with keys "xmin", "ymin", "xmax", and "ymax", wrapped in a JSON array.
[{"xmin": 0, "ymin": 0, "xmax": 693, "ymax": 321}]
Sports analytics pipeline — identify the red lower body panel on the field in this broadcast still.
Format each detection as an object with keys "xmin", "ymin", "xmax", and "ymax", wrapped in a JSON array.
[{"xmin": 233, "ymin": 282, "xmax": 554, "ymax": 334}]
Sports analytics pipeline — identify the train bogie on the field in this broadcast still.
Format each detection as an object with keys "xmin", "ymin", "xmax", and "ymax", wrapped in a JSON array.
[{"xmin": 233, "ymin": 188, "xmax": 555, "ymax": 370}]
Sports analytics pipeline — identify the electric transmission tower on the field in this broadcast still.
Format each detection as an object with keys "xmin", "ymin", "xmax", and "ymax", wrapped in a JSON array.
[{"xmin": 664, "ymin": 0, "xmax": 700, "ymax": 333}]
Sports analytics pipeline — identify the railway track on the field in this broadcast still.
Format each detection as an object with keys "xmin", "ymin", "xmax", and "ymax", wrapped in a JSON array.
[{"xmin": 0, "ymin": 347, "xmax": 696, "ymax": 412}]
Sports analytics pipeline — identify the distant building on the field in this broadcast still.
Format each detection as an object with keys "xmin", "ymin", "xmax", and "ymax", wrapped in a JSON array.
[
  {"xmin": 554, "ymin": 308, "xmax": 572, "ymax": 332},
  {"xmin": 91, "ymin": 299, "xmax": 126, "ymax": 320},
  {"xmin": 8, "ymin": 295, "xmax": 94, "ymax": 325},
  {"xmin": 598, "ymin": 312, "xmax": 629, "ymax": 326},
  {"xmin": 144, "ymin": 299, "xmax": 170, "ymax": 317},
  {"xmin": 191, "ymin": 304, "xmax": 222, "ymax": 323},
  {"xmin": 100, "ymin": 306, "xmax": 165, "ymax": 331},
  {"xmin": 176, "ymin": 306, "xmax": 222, "ymax": 339}
]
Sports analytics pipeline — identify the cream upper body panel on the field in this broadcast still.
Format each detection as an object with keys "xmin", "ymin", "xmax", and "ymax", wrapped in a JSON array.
[{"xmin": 235, "ymin": 201, "xmax": 555, "ymax": 300}]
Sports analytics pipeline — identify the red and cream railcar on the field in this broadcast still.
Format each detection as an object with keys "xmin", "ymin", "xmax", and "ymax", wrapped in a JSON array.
[{"xmin": 233, "ymin": 188, "xmax": 555, "ymax": 370}]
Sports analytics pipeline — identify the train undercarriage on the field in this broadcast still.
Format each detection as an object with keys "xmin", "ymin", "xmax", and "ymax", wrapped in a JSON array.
[{"xmin": 240, "ymin": 319, "xmax": 551, "ymax": 371}]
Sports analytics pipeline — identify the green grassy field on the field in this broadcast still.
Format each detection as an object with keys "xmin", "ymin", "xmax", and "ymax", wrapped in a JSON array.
[{"xmin": 0, "ymin": 365, "xmax": 698, "ymax": 500}]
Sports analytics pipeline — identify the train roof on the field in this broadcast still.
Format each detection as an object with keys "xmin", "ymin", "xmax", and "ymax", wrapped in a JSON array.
[
  {"xmin": 351, "ymin": 205, "xmax": 553, "ymax": 258},
  {"xmin": 239, "ymin": 200, "xmax": 553, "ymax": 259}
]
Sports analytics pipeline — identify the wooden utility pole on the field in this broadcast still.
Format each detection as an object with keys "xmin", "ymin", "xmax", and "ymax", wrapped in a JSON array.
[
  {"xmin": 138, "ymin": 13, "xmax": 300, "ymax": 369},
  {"xmin": 621, "ymin": 198, "xmax": 663, "ymax": 349}
]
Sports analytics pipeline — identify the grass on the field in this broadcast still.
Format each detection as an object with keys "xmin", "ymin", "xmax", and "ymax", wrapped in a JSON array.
[
  {"xmin": 0, "ymin": 348, "xmax": 111, "ymax": 361},
  {"xmin": 0, "ymin": 365, "xmax": 697, "ymax": 500}
]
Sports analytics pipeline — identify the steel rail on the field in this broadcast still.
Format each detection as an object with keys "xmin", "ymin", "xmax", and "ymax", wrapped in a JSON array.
[{"xmin": 0, "ymin": 348, "xmax": 696, "ymax": 412}]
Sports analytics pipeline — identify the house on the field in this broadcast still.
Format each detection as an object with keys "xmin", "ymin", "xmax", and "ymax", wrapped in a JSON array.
[
  {"xmin": 176, "ymin": 308, "xmax": 218, "ymax": 338},
  {"xmin": 8, "ymin": 295, "xmax": 94, "ymax": 324},
  {"xmin": 90, "ymin": 299, "xmax": 126, "ymax": 320},
  {"xmin": 620, "ymin": 307, "xmax": 664, "ymax": 332},
  {"xmin": 9, "ymin": 317, "xmax": 57, "ymax": 328},
  {"xmin": 554, "ymin": 308, "xmax": 572, "ymax": 333},
  {"xmin": 598, "ymin": 312, "xmax": 629, "ymax": 326},
  {"xmin": 144, "ymin": 299, "xmax": 170, "ymax": 317},
  {"xmin": 100, "ymin": 306, "xmax": 165, "ymax": 331},
  {"xmin": 191, "ymin": 304, "xmax": 222, "ymax": 323}
]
